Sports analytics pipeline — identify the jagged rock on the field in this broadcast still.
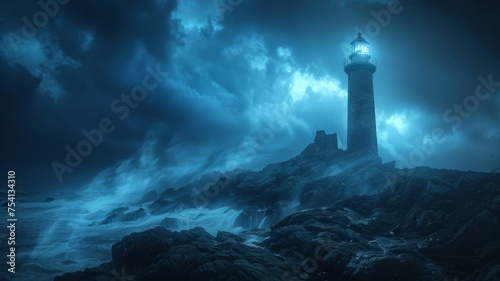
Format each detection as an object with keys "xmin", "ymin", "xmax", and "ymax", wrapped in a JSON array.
[
  {"xmin": 468, "ymin": 262, "xmax": 500, "ymax": 281},
  {"xmin": 101, "ymin": 213, "xmax": 122, "ymax": 225},
  {"xmin": 112, "ymin": 227, "xmax": 174, "ymax": 270},
  {"xmin": 111, "ymin": 226, "xmax": 290, "ymax": 281},
  {"xmin": 147, "ymin": 198, "xmax": 173, "ymax": 214},
  {"xmin": 120, "ymin": 208, "xmax": 148, "ymax": 222},
  {"xmin": 100, "ymin": 208, "xmax": 148, "ymax": 224},
  {"xmin": 106, "ymin": 207, "xmax": 129, "ymax": 217},
  {"xmin": 299, "ymin": 176, "xmax": 348, "ymax": 208},
  {"xmin": 54, "ymin": 262, "xmax": 114, "ymax": 281},
  {"xmin": 158, "ymin": 187, "xmax": 177, "ymax": 198},
  {"xmin": 136, "ymin": 190, "xmax": 157, "ymax": 205},
  {"xmin": 55, "ymin": 136, "xmax": 500, "ymax": 281},
  {"xmin": 57, "ymin": 170, "xmax": 500, "ymax": 280},
  {"xmin": 416, "ymin": 210, "xmax": 447, "ymax": 234},
  {"xmin": 215, "ymin": 231, "xmax": 245, "ymax": 244}
]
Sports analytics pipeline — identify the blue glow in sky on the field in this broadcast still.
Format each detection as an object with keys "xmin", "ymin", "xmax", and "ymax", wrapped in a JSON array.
[{"xmin": 1, "ymin": 0, "xmax": 499, "ymax": 191}]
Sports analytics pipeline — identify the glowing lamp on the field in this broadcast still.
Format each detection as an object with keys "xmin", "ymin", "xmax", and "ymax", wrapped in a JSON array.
[{"xmin": 351, "ymin": 33, "xmax": 370, "ymax": 56}]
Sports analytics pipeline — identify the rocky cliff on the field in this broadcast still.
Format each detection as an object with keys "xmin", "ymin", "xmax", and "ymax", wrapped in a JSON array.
[{"xmin": 54, "ymin": 134, "xmax": 500, "ymax": 281}]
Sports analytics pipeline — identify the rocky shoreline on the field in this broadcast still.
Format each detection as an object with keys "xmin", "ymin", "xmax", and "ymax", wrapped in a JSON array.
[{"xmin": 55, "ymin": 134, "xmax": 500, "ymax": 280}]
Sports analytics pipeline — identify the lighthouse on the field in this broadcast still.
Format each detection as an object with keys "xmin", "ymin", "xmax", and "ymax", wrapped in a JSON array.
[{"xmin": 344, "ymin": 33, "xmax": 378, "ymax": 155}]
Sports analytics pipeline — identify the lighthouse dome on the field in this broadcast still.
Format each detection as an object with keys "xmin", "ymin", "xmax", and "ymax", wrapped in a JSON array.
[{"xmin": 350, "ymin": 33, "xmax": 370, "ymax": 56}]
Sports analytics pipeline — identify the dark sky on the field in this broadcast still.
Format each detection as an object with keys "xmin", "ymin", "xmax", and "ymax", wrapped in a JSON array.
[{"xmin": 1, "ymin": 0, "xmax": 499, "ymax": 192}]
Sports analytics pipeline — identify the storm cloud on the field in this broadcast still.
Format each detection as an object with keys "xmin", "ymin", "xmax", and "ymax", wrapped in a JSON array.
[{"xmin": 1, "ymin": 0, "xmax": 499, "ymax": 192}]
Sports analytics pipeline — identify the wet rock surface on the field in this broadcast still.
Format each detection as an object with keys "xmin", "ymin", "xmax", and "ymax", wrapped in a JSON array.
[
  {"xmin": 55, "ymin": 142, "xmax": 500, "ymax": 280},
  {"xmin": 55, "ymin": 227, "xmax": 290, "ymax": 281},
  {"xmin": 100, "ymin": 207, "xmax": 148, "ymax": 224}
]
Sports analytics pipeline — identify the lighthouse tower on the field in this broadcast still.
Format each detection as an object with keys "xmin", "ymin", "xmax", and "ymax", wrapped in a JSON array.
[{"xmin": 344, "ymin": 33, "xmax": 378, "ymax": 155}]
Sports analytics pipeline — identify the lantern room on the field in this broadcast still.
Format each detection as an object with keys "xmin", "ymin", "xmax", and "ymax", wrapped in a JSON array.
[{"xmin": 350, "ymin": 33, "xmax": 370, "ymax": 57}]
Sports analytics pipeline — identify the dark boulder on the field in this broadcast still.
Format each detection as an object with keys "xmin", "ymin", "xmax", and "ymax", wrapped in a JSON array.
[{"xmin": 111, "ymin": 226, "xmax": 174, "ymax": 271}]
